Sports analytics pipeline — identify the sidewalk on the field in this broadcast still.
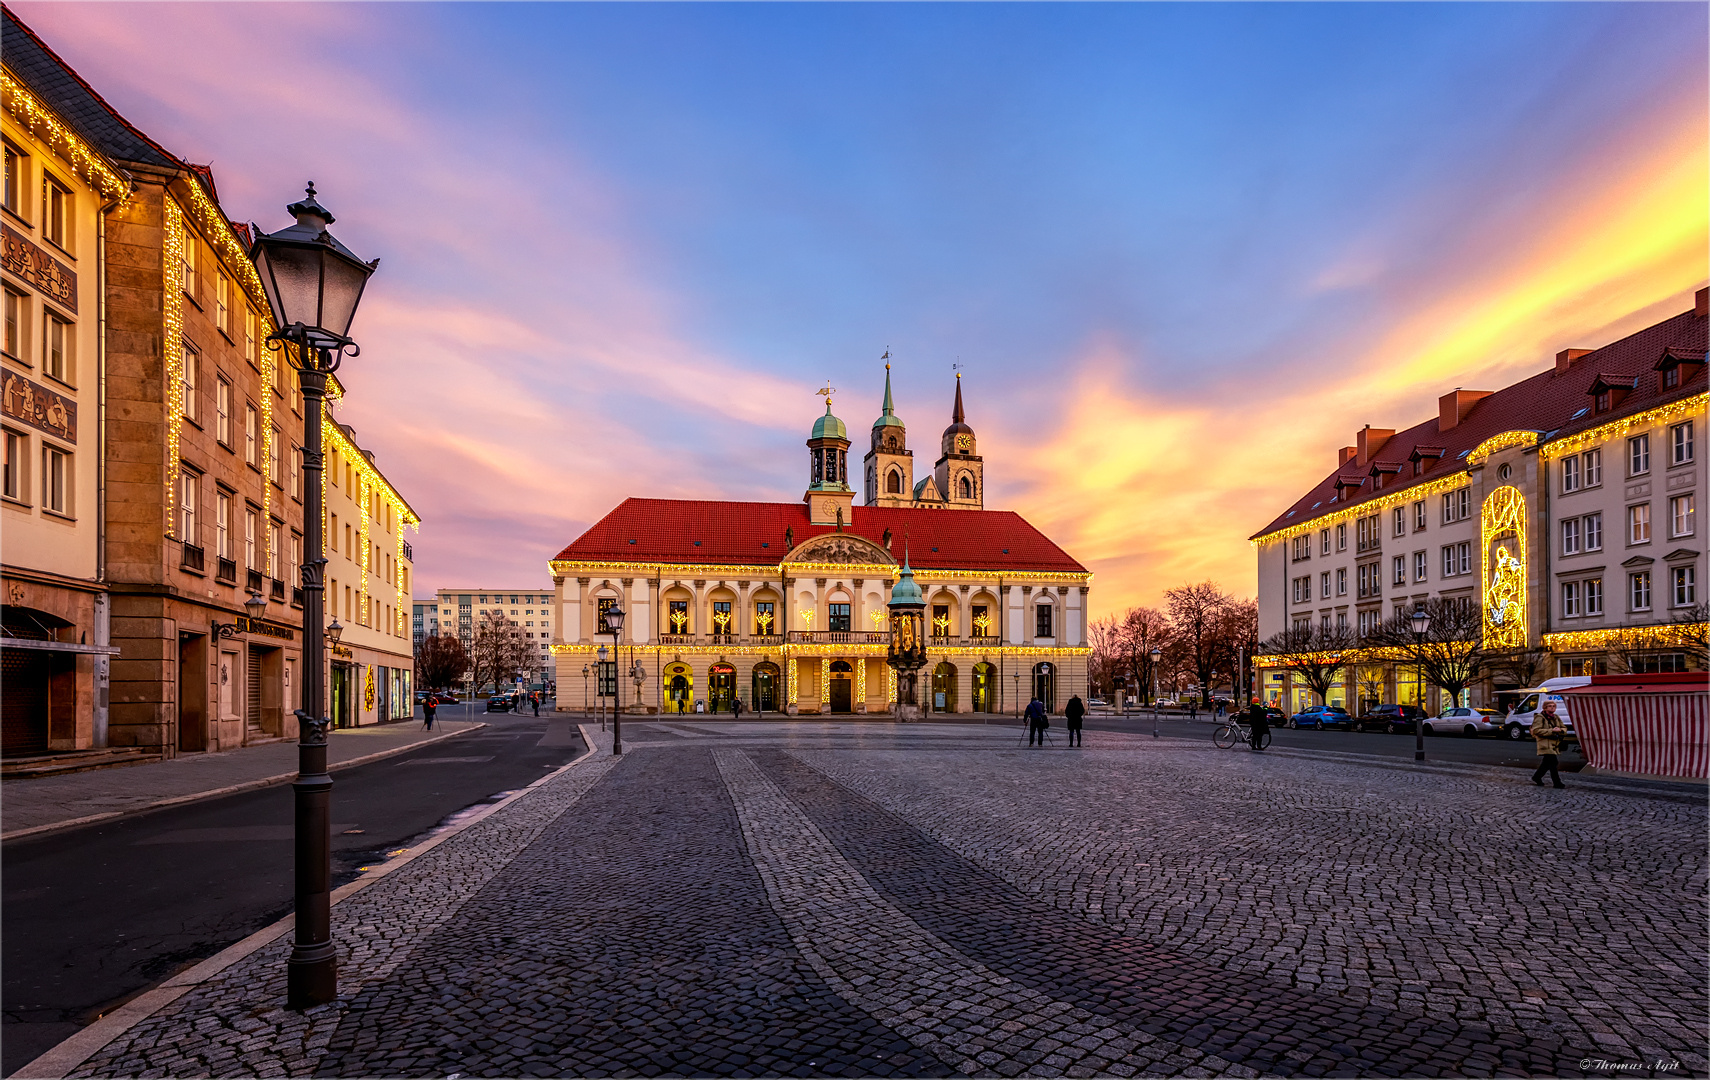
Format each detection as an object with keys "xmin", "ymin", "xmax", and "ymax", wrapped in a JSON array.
[{"xmin": 1, "ymin": 720, "xmax": 485, "ymax": 842}]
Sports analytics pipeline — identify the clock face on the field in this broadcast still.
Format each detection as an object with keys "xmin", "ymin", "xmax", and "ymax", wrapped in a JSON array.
[{"xmin": 956, "ymin": 434, "xmax": 972, "ymax": 453}]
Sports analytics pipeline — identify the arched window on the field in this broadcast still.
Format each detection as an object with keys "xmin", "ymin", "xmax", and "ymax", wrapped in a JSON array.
[
  {"xmin": 886, "ymin": 469, "xmax": 902, "ymax": 494},
  {"xmin": 959, "ymin": 475, "xmax": 972, "ymax": 499}
]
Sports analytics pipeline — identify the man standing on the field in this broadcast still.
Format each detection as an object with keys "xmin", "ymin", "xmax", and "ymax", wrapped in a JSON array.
[
  {"xmin": 1530, "ymin": 700, "xmax": 1568, "ymax": 788},
  {"xmin": 422, "ymin": 694, "xmax": 437, "ymax": 732},
  {"xmin": 1246, "ymin": 701, "xmax": 1269, "ymax": 751},
  {"xmin": 1026, "ymin": 697, "xmax": 1049, "ymax": 747},
  {"xmin": 1064, "ymin": 695, "xmax": 1086, "ymax": 747},
  {"xmin": 531, "ymin": 692, "xmax": 541, "ymax": 718}
]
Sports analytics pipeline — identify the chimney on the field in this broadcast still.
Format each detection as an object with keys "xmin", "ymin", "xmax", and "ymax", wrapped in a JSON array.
[
  {"xmin": 1696, "ymin": 286, "xmax": 1708, "ymax": 318},
  {"xmin": 1338, "ymin": 446, "xmax": 1357, "ymax": 468},
  {"xmin": 1355, "ymin": 426, "xmax": 1393, "ymax": 468},
  {"xmin": 1555, "ymin": 348, "xmax": 1592, "ymax": 374},
  {"xmin": 1438, "ymin": 388, "xmax": 1493, "ymax": 433}
]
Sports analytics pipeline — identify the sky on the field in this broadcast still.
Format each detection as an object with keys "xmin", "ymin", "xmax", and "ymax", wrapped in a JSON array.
[{"xmin": 17, "ymin": 2, "xmax": 1706, "ymax": 619}]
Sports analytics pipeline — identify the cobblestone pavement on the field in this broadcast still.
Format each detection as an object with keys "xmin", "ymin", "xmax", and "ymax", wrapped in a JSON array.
[{"xmin": 56, "ymin": 724, "xmax": 1706, "ymax": 1079}]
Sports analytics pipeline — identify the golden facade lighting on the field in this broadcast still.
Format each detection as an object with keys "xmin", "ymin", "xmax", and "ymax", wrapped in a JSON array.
[{"xmin": 1480, "ymin": 486, "xmax": 1527, "ymax": 650}]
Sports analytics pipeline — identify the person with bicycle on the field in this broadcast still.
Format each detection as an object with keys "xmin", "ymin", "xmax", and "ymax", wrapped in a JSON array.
[{"xmin": 1245, "ymin": 701, "xmax": 1270, "ymax": 751}]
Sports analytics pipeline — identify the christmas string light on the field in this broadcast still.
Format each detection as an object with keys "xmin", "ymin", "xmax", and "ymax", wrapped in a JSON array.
[
  {"xmin": 1539, "ymin": 394, "xmax": 1708, "ymax": 460},
  {"xmin": 1480, "ymin": 486, "xmax": 1527, "ymax": 651},
  {"xmin": 1465, "ymin": 430, "xmax": 1540, "ymax": 466},
  {"xmin": 1254, "ymin": 472, "xmax": 1471, "ymax": 546},
  {"xmin": 162, "ymin": 201, "xmax": 185, "ymax": 535},
  {"xmin": 0, "ymin": 72, "xmax": 129, "ymax": 202}
]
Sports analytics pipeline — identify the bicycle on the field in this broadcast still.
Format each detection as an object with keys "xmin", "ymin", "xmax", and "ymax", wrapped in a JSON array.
[{"xmin": 1213, "ymin": 721, "xmax": 1270, "ymax": 750}]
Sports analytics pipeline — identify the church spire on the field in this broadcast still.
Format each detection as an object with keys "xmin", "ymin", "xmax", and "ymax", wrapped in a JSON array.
[
  {"xmin": 882, "ymin": 362, "xmax": 896, "ymax": 417},
  {"xmin": 952, "ymin": 371, "xmax": 965, "ymax": 424}
]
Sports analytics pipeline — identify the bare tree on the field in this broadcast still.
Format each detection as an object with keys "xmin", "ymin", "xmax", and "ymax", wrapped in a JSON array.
[
  {"xmin": 1354, "ymin": 663, "xmax": 1387, "ymax": 714},
  {"xmin": 414, "ymin": 631, "xmax": 469, "ymax": 691},
  {"xmin": 467, "ymin": 610, "xmax": 532, "ymax": 693},
  {"xmin": 1368, "ymin": 598, "xmax": 1485, "ymax": 707},
  {"xmin": 1261, "ymin": 622, "xmax": 1356, "ymax": 707},
  {"xmin": 1088, "ymin": 616, "xmax": 1118, "ymax": 698},
  {"xmin": 1213, "ymin": 598, "xmax": 1258, "ymax": 703},
  {"xmin": 1116, "ymin": 606, "xmax": 1172, "ymax": 706},
  {"xmin": 1164, "ymin": 582, "xmax": 1235, "ymax": 706},
  {"xmin": 1486, "ymin": 646, "xmax": 1551, "ymax": 689},
  {"xmin": 1672, "ymin": 602, "xmax": 1710, "ymax": 668}
]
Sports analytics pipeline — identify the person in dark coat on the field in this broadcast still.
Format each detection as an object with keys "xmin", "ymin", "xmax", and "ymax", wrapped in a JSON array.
[
  {"xmin": 531, "ymin": 692, "xmax": 541, "ymax": 717},
  {"xmin": 1064, "ymin": 695, "xmax": 1086, "ymax": 747},
  {"xmin": 1246, "ymin": 702, "xmax": 1269, "ymax": 750},
  {"xmin": 1026, "ymin": 698, "xmax": 1049, "ymax": 746},
  {"xmin": 423, "ymin": 695, "xmax": 437, "ymax": 731}
]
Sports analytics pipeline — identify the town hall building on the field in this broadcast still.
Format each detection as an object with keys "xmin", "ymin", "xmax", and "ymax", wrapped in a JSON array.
[{"xmin": 548, "ymin": 370, "xmax": 1091, "ymax": 716}]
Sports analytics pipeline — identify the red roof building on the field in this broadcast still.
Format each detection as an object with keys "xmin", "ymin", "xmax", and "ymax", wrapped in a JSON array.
[
  {"xmin": 1253, "ymin": 289, "xmax": 1707, "ymax": 718},
  {"xmin": 549, "ymin": 379, "xmax": 1091, "ymax": 717}
]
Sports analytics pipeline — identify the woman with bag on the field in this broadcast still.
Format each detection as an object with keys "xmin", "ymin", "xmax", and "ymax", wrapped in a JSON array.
[{"xmin": 1530, "ymin": 700, "xmax": 1568, "ymax": 788}]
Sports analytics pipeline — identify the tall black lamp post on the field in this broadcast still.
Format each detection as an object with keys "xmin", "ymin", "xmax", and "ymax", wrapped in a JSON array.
[
  {"xmin": 1150, "ymin": 646, "xmax": 1162, "ymax": 738},
  {"xmin": 1410, "ymin": 606, "xmax": 1432, "ymax": 762},
  {"xmin": 250, "ymin": 182, "xmax": 377, "ymax": 1010},
  {"xmin": 603, "ymin": 604, "xmax": 626, "ymax": 754}
]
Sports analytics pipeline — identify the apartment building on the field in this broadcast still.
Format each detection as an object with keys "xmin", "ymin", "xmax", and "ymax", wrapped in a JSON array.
[{"xmin": 1252, "ymin": 288, "xmax": 1707, "ymax": 715}]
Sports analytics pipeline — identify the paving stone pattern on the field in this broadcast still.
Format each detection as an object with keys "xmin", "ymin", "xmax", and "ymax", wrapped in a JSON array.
[
  {"xmin": 56, "ymin": 725, "xmax": 1705, "ymax": 1079},
  {"xmin": 788, "ymin": 741, "xmax": 1707, "ymax": 1075}
]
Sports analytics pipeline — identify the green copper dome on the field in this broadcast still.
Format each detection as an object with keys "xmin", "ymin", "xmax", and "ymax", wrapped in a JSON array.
[
  {"xmin": 889, "ymin": 558, "xmax": 924, "ymax": 607},
  {"xmin": 811, "ymin": 400, "xmax": 848, "ymax": 442}
]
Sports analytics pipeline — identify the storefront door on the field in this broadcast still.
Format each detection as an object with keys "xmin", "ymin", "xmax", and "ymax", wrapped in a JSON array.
[{"xmin": 709, "ymin": 665, "xmax": 736, "ymax": 712}]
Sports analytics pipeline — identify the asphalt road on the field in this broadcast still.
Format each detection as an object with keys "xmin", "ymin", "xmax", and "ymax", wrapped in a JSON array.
[{"xmin": 0, "ymin": 710, "xmax": 587, "ymax": 1077}]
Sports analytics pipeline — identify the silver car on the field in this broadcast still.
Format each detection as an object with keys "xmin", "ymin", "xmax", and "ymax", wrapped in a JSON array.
[{"xmin": 1435, "ymin": 705, "xmax": 1501, "ymax": 737}]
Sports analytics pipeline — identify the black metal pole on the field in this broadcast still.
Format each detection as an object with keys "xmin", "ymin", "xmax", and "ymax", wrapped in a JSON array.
[
  {"xmin": 1414, "ymin": 634, "xmax": 1426, "ymax": 762},
  {"xmin": 611, "ymin": 629, "xmax": 623, "ymax": 755},
  {"xmin": 288, "ymin": 353, "xmax": 335, "ymax": 1009}
]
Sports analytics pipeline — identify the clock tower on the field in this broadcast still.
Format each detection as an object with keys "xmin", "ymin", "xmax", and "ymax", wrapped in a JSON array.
[
  {"xmin": 804, "ymin": 396, "xmax": 855, "ymax": 526},
  {"xmin": 863, "ymin": 363, "xmax": 915, "ymax": 509},
  {"xmin": 934, "ymin": 373, "xmax": 983, "ymax": 510}
]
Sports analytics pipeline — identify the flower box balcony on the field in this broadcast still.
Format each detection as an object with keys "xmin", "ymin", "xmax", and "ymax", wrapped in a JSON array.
[
  {"xmin": 215, "ymin": 556, "xmax": 236, "ymax": 583},
  {"xmin": 181, "ymin": 543, "xmax": 206, "ymax": 573},
  {"xmin": 270, "ymin": 578, "xmax": 286, "ymax": 600}
]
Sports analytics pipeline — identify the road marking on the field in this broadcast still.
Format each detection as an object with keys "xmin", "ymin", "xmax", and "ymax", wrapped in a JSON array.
[
  {"xmin": 135, "ymin": 824, "xmax": 361, "ymax": 845},
  {"xmin": 396, "ymin": 756, "xmax": 494, "ymax": 765}
]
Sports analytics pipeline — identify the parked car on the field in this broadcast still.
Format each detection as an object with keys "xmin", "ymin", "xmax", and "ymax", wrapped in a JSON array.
[
  {"xmin": 1355, "ymin": 703, "xmax": 1423, "ymax": 733},
  {"xmin": 1501, "ymin": 679, "xmax": 1583, "ymax": 741},
  {"xmin": 1087, "ymin": 697, "xmax": 1107, "ymax": 707},
  {"xmin": 1437, "ymin": 705, "xmax": 1502, "ymax": 737},
  {"xmin": 1289, "ymin": 705, "xmax": 1350, "ymax": 729},
  {"xmin": 485, "ymin": 693, "xmax": 516, "ymax": 713}
]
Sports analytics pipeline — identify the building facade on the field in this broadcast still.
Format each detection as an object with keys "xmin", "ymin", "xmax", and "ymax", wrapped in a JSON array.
[
  {"xmin": 550, "ymin": 378, "xmax": 1091, "ymax": 716},
  {"xmin": 1, "ymin": 39, "xmax": 128, "ymax": 756},
  {"xmin": 1252, "ymin": 290, "xmax": 1707, "ymax": 715},
  {"xmin": 322, "ymin": 420, "xmax": 419, "ymax": 726},
  {"xmin": 416, "ymin": 587, "xmax": 556, "ymax": 689}
]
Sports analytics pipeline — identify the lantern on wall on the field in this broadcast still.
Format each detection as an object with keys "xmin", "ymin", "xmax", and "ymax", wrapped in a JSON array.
[{"xmin": 886, "ymin": 559, "xmax": 928, "ymax": 706}]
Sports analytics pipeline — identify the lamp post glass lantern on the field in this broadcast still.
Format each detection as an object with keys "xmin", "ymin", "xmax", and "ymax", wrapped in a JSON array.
[
  {"xmin": 604, "ymin": 605, "xmax": 626, "ymax": 754},
  {"xmin": 249, "ymin": 184, "xmax": 376, "ymax": 1011},
  {"xmin": 1149, "ymin": 646, "xmax": 1163, "ymax": 737},
  {"xmin": 1410, "ymin": 606, "xmax": 1431, "ymax": 761}
]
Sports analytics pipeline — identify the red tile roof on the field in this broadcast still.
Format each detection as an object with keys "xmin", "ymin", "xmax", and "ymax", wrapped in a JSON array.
[
  {"xmin": 555, "ymin": 499, "xmax": 1088, "ymax": 574},
  {"xmin": 1253, "ymin": 301, "xmax": 1708, "ymax": 539}
]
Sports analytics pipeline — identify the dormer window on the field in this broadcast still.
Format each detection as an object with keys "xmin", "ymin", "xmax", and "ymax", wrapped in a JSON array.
[
  {"xmin": 1595, "ymin": 391, "xmax": 1611, "ymax": 414},
  {"xmin": 1589, "ymin": 374, "xmax": 1638, "ymax": 415},
  {"xmin": 1656, "ymin": 347, "xmax": 1705, "ymax": 393}
]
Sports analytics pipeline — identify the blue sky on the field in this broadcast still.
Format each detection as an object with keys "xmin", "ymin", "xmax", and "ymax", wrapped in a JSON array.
[{"xmin": 18, "ymin": 2, "xmax": 1707, "ymax": 613}]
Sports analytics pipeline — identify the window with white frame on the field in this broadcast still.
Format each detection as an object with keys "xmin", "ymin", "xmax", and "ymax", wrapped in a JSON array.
[
  {"xmin": 1392, "ymin": 507, "xmax": 1406, "ymax": 537},
  {"xmin": 1320, "ymin": 571, "xmax": 1330, "ymax": 600},
  {"xmin": 269, "ymin": 520, "xmax": 282, "ymax": 579},
  {"xmin": 181, "ymin": 345, "xmax": 198, "ymax": 421},
  {"xmin": 269, "ymin": 425, "xmax": 283, "ymax": 487},
  {"xmin": 40, "ymin": 444, "xmax": 68, "ymax": 515},
  {"xmin": 2, "ymin": 428, "xmax": 23, "ymax": 502},
  {"xmin": 1414, "ymin": 550, "xmax": 1427, "ymax": 582},
  {"xmin": 1292, "ymin": 535, "xmax": 1311, "ymax": 561},
  {"xmin": 1673, "ymin": 565, "xmax": 1697, "ymax": 607},
  {"xmin": 179, "ymin": 468, "xmax": 199, "ymax": 544},
  {"xmin": 291, "ymin": 446, "xmax": 302, "ymax": 499},
  {"xmin": 1629, "ymin": 503, "xmax": 1651, "ymax": 544},
  {"xmin": 3, "ymin": 287, "xmax": 24, "ymax": 360},
  {"xmin": 216, "ymin": 490, "xmax": 231, "ymax": 560},
  {"xmin": 1336, "ymin": 612, "xmax": 1348, "ymax": 632},
  {"xmin": 180, "ymin": 226, "xmax": 199, "ymax": 299},
  {"xmin": 1561, "ymin": 517, "xmax": 1580, "ymax": 555},
  {"xmin": 1035, "ymin": 603, "xmax": 1053, "ymax": 638},
  {"xmin": 43, "ymin": 311, "xmax": 69, "ymax": 383},
  {"xmin": 245, "ymin": 506, "xmax": 258, "ymax": 570},
  {"xmin": 1584, "ymin": 448, "xmax": 1602, "ymax": 486},
  {"xmin": 215, "ymin": 270, "xmax": 231, "ymax": 336},
  {"xmin": 290, "ymin": 532, "xmax": 302, "ymax": 592},
  {"xmin": 1292, "ymin": 576, "xmax": 1308, "ymax": 604},
  {"xmin": 245, "ymin": 306, "xmax": 258, "ymax": 366},
  {"xmin": 1586, "ymin": 577, "xmax": 1604, "ymax": 615},
  {"xmin": 1336, "ymin": 523, "xmax": 1346, "ymax": 551},
  {"xmin": 43, "ymin": 174, "xmax": 70, "ymax": 250},
  {"xmin": 1335, "ymin": 567, "xmax": 1347, "ymax": 596},
  {"xmin": 1561, "ymin": 581, "xmax": 1581, "ymax": 618},
  {"xmin": 1441, "ymin": 487, "xmax": 1470, "ymax": 523},
  {"xmin": 1320, "ymin": 614, "xmax": 1330, "ymax": 634},
  {"xmin": 1441, "ymin": 541, "xmax": 1471, "ymax": 577},
  {"xmin": 3, "ymin": 142, "xmax": 26, "ymax": 218},
  {"xmin": 1413, "ymin": 500, "xmax": 1426, "ymax": 531},
  {"xmin": 1392, "ymin": 555, "xmax": 1405, "ymax": 586},
  {"xmin": 1584, "ymin": 512, "xmax": 1603, "ymax": 551},
  {"xmin": 1357, "ymin": 609, "xmax": 1378, "ymax": 637},
  {"xmin": 1629, "ymin": 433, "xmax": 1650, "ymax": 476},
  {"xmin": 1320, "ymin": 528, "xmax": 1330, "ymax": 556},
  {"xmin": 1672, "ymin": 421, "xmax": 1694, "ymax": 466},
  {"xmin": 1630, "ymin": 571, "xmax": 1652, "ymax": 611},
  {"xmin": 244, "ymin": 403, "xmax": 258, "ymax": 467},
  {"xmin": 215, "ymin": 377, "xmax": 231, "ymax": 446},
  {"xmin": 1561, "ymin": 455, "xmax": 1580, "ymax": 492},
  {"xmin": 1672, "ymin": 494, "xmax": 1696, "ymax": 538}
]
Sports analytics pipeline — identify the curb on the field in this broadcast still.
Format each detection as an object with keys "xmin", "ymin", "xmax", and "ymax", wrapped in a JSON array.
[
  {"xmin": 1, "ymin": 723, "xmax": 490, "ymax": 844},
  {"xmin": 14, "ymin": 726, "xmax": 596, "ymax": 1080}
]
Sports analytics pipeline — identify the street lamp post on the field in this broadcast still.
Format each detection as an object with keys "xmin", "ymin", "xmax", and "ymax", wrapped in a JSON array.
[
  {"xmin": 606, "ymin": 604, "xmax": 626, "ymax": 754},
  {"xmin": 1150, "ymin": 646, "xmax": 1162, "ymax": 738},
  {"xmin": 1410, "ymin": 606, "xmax": 1432, "ymax": 762},
  {"xmin": 250, "ymin": 182, "xmax": 378, "ymax": 1011},
  {"xmin": 1011, "ymin": 671, "xmax": 1022, "ymax": 720},
  {"xmin": 582, "ymin": 664, "xmax": 590, "ymax": 717},
  {"xmin": 595, "ymin": 647, "xmax": 608, "ymax": 730}
]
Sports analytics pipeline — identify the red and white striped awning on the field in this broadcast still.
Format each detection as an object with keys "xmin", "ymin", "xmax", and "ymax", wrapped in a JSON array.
[{"xmin": 1562, "ymin": 673, "xmax": 1709, "ymax": 779}]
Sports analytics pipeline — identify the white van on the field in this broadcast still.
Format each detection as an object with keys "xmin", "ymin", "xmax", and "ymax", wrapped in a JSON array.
[{"xmin": 1500, "ymin": 677, "xmax": 1585, "ymax": 741}]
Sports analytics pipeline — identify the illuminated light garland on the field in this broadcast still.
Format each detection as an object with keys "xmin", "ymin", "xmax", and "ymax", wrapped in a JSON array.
[
  {"xmin": 799, "ymin": 610, "xmax": 815, "ymax": 629},
  {"xmin": 357, "ymin": 472, "xmax": 371, "ymax": 625},
  {"xmin": 1539, "ymin": 394, "xmax": 1709, "ymax": 460},
  {"xmin": 1541, "ymin": 623, "xmax": 1707, "ymax": 653},
  {"xmin": 1465, "ymin": 430, "xmax": 1540, "ymax": 466},
  {"xmin": 887, "ymin": 665, "xmax": 897, "ymax": 704},
  {"xmin": 868, "ymin": 610, "xmax": 886, "ymax": 630},
  {"xmin": 162, "ymin": 201, "xmax": 185, "ymax": 536},
  {"xmin": 820, "ymin": 657, "xmax": 829, "ymax": 705},
  {"xmin": 0, "ymin": 72, "xmax": 130, "ymax": 202},
  {"xmin": 547, "ymin": 558, "xmax": 1092, "ymax": 585},
  {"xmin": 1480, "ymin": 486, "xmax": 1528, "ymax": 651},
  {"xmin": 787, "ymin": 656, "xmax": 798, "ymax": 704},
  {"xmin": 1252, "ymin": 472, "xmax": 1470, "ymax": 546},
  {"xmin": 855, "ymin": 656, "xmax": 867, "ymax": 703}
]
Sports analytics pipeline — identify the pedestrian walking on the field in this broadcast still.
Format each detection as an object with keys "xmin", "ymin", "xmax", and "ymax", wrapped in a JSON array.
[
  {"xmin": 732, "ymin": 698, "xmax": 745, "ymax": 721},
  {"xmin": 422, "ymin": 695, "xmax": 436, "ymax": 731},
  {"xmin": 1064, "ymin": 695, "xmax": 1086, "ymax": 747},
  {"xmin": 677, "ymin": 696, "xmax": 687, "ymax": 715},
  {"xmin": 1530, "ymin": 700, "xmax": 1568, "ymax": 788},
  {"xmin": 1246, "ymin": 701, "xmax": 1269, "ymax": 751},
  {"xmin": 531, "ymin": 692, "xmax": 540, "ymax": 717},
  {"xmin": 1188, "ymin": 701, "xmax": 1198, "ymax": 721},
  {"xmin": 1026, "ymin": 698, "xmax": 1049, "ymax": 746}
]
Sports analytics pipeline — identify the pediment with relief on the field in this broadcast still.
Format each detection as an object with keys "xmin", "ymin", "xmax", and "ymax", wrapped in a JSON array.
[{"xmin": 786, "ymin": 533, "xmax": 895, "ymax": 567}]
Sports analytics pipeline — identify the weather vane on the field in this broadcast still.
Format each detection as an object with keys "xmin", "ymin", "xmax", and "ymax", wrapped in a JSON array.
[
  {"xmin": 817, "ymin": 380, "xmax": 836, "ymax": 402},
  {"xmin": 952, "ymin": 358, "xmax": 964, "ymax": 375}
]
